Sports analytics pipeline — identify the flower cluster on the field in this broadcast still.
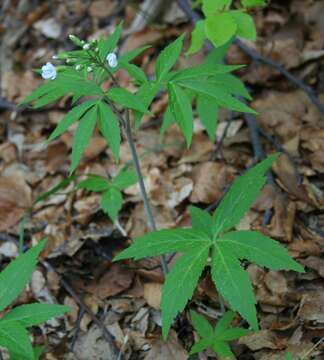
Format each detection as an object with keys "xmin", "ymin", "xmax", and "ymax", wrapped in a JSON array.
[{"xmin": 41, "ymin": 34, "xmax": 118, "ymax": 81}]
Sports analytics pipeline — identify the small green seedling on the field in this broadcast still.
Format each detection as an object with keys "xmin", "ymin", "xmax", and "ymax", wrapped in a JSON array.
[
  {"xmin": 190, "ymin": 310, "xmax": 251, "ymax": 357},
  {"xmin": 188, "ymin": 0, "xmax": 266, "ymax": 54}
]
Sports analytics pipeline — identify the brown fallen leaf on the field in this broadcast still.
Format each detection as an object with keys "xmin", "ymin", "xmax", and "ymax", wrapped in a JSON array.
[
  {"xmin": 82, "ymin": 263, "xmax": 134, "ymax": 300},
  {"xmin": 239, "ymin": 330, "xmax": 286, "ymax": 351},
  {"xmin": 143, "ymin": 282, "xmax": 162, "ymax": 310},
  {"xmin": 144, "ymin": 330, "xmax": 188, "ymax": 360},
  {"xmin": 0, "ymin": 174, "xmax": 32, "ymax": 231},
  {"xmin": 190, "ymin": 162, "xmax": 234, "ymax": 203}
]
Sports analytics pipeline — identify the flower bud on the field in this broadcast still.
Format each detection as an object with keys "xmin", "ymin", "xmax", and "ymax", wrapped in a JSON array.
[
  {"xmin": 75, "ymin": 64, "xmax": 83, "ymax": 71},
  {"xmin": 83, "ymin": 43, "xmax": 90, "ymax": 50},
  {"xmin": 87, "ymin": 66, "xmax": 92, "ymax": 72},
  {"xmin": 69, "ymin": 34, "xmax": 83, "ymax": 47}
]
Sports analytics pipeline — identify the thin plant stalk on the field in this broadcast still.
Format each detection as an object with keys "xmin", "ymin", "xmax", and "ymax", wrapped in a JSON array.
[{"xmin": 124, "ymin": 111, "xmax": 169, "ymax": 275}]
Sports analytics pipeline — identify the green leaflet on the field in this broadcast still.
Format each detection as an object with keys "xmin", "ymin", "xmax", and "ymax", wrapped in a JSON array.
[
  {"xmin": 160, "ymin": 105, "xmax": 174, "ymax": 134},
  {"xmin": 206, "ymin": 12, "xmax": 237, "ymax": 47},
  {"xmin": 112, "ymin": 169, "xmax": 138, "ymax": 190},
  {"xmin": 229, "ymin": 10, "xmax": 256, "ymax": 41},
  {"xmin": 189, "ymin": 206, "xmax": 214, "ymax": 237},
  {"xmin": 190, "ymin": 310, "xmax": 213, "ymax": 338},
  {"xmin": 212, "ymin": 154, "xmax": 278, "ymax": 235},
  {"xmin": 21, "ymin": 70, "xmax": 103, "ymax": 108},
  {"xmin": 122, "ymin": 63, "xmax": 147, "ymax": 85},
  {"xmin": 97, "ymin": 101, "xmax": 121, "ymax": 162},
  {"xmin": 114, "ymin": 228, "xmax": 211, "ymax": 261},
  {"xmin": 100, "ymin": 187, "xmax": 123, "ymax": 222},
  {"xmin": 168, "ymin": 83, "xmax": 193, "ymax": 146},
  {"xmin": 284, "ymin": 353, "xmax": 293, "ymax": 360},
  {"xmin": 77, "ymin": 175, "xmax": 110, "ymax": 192},
  {"xmin": 161, "ymin": 245, "xmax": 209, "ymax": 338},
  {"xmin": 171, "ymin": 63, "xmax": 243, "ymax": 82},
  {"xmin": 196, "ymin": 95, "xmax": 218, "ymax": 141},
  {"xmin": 0, "ymin": 321, "xmax": 33, "ymax": 360},
  {"xmin": 0, "ymin": 239, "xmax": 46, "ymax": 312},
  {"xmin": 106, "ymin": 87, "xmax": 152, "ymax": 114},
  {"xmin": 211, "ymin": 243, "xmax": 258, "ymax": 330},
  {"xmin": 134, "ymin": 81, "xmax": 161, "ymax": 128},
  {"xmin": 70, "ymin": 106, "xmax": 97, "ymax": 174},
  {"xmin": 98, "ymin": 23, "xmax": 122, "ymax": 61},
  {"xmin": 202, "ymin": 0, "xmax": 232, "ymax": 15},
  {"xmin": 176, "ymin": 78, "xmax": 256, "ymax": 114},
  {"xmin": 219, "ymin": 231, "xmax": 304, "ymax": 272},
  {"xmin": 1, "ymin": 303, "xmax": 69, "ymax": 327},
  {"xmin": 187, "ymin": 20, "xmax": 206, "ymax": 55},
  {"xmin": 47, "ymin": 100, "xmax": 98, "ymax": 143},
  {"xmin": 190, "ymin": 310, "xmax": 251, "ymax": 357},
  {"xmin": 241, "ymin": 0, "xmax": 266, "ymax": 8},
  {"xmin": 208, "ymin": 73, "xmax": 252, "ymax": 100},
  {"xmin": 155, "ymin": 34, "xmax": 185, "ymax": 82}
]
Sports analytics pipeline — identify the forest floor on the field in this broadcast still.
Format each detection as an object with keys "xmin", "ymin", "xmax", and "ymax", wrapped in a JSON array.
[{"xmin": 0, "ymin": 0, "xmax": 323, "ymax": 359}]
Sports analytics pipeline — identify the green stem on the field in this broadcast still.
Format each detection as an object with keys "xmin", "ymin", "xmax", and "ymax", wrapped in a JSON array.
[{"xmin": 124, "ymin": 112, "xmax": 168, "ymax": 276}]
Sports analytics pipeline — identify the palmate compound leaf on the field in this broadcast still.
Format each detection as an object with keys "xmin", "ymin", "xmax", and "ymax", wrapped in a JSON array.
[
  {"xmin": 212, "ymin": 154, "xmax": 278, "ymax": 235},
  {"xmin": 190, "ymin": 310, "xmax": 251, "ymax": 357},
  {"xmin": 0, "ymin": 321, "xmax": 33, "ymax": 360},
  {"xmin": 114, "ymin": 156, "xmax": 304, "ymax": 337},
  {"xmin": 1, "ymin": 303, "xmax": 70, "ymax": 327},
  {"xmin": 0, "ymin": 239, "xmax": 46, "ymax": 312}
]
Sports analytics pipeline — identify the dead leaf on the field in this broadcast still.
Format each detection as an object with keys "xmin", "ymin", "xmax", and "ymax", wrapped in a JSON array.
[
  {"xmin": 144, "ymin": 330, "xmax": 188, "ymax": 360},
  {"xmin": 0, "ymin": 175, "xmax": 32, "ymax": 231},
  {"xmin": 143, "ymin": 282, "xmax": 162, "ymax": 310},
  {"xmin": 82, "ymin": 263, "xmax": 134, "ymax": 300}
]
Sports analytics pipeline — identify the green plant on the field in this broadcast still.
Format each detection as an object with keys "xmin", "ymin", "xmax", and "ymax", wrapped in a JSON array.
[
  {"xmin": 188, "ymin": 0, "xmax": 266, "ymax": 54},
  {"xmin": 21, "ymin": 9, "xmax": 304, "ymax": 357},
  {"xmin": 190, "ymin": 310, "xmax": 251, "ymax": 357},
  {"xmin": 0, "ymin": 239, "xmax": 69, "ymax": 359},
  {"xmin": 77, "ymin": 168, "xmax": 138, "ymax": 222}
]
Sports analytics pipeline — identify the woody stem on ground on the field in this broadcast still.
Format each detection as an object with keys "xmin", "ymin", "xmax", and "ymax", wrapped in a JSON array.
[{"xmin": 124, "ymin": 110, "xmax": 169, "ymax": 276}]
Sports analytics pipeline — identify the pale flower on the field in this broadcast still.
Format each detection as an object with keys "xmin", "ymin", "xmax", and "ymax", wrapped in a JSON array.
[
  {"xmin": 41, "ymin": 62, "xmax": 57, "ymax": 80},
  {"xmin": 106, "ymin": 52, "xmax": 118, "ymax": 68}
]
